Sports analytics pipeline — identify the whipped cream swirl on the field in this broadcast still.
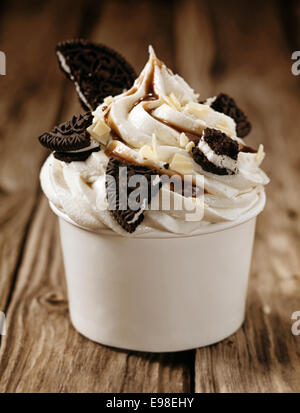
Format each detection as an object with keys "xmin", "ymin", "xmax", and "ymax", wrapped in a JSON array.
[{"xmin": 41, "ymin": 46, "xmax": 269, "ymax": 236}]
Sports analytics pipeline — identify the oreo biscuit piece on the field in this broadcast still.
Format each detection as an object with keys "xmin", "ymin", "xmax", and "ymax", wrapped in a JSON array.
[
  {"xmin": 56, "ymin": 39, "xmax": 137, "ymax": 111},
  {"xmin": 106, "ymin": 157, "xmax": 161, "ymax": 233},
  {"xmin": 38, "ymin": 112, "xmax": 93, "ymax": 151},
  {"xmin": 209, "ymin": 93, "xmax": 251, "ymax": 138},
  {"xmin": 54, "ymin": 146, "xmax": 100, "ymax": 163},
  {"xmin": 192, "ymin": 128, "xmax": 239, "ymax": 175}
]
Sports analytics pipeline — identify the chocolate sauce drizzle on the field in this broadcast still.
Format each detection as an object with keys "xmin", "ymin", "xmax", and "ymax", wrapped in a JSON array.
[
  {"xmin": 105, "ymin": 144, "xmax": 205, "ymax": 198},
  {"xmin": 104, "ymin": 60, "xmax": 256, "ymax": 206}
]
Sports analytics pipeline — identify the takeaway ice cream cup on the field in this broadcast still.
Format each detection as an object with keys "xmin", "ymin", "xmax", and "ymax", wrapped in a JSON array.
[
  {"xmin": 50, "ymin": 190, "xmax": 265, "ymax": 352},
  {"xmin": 38, "ymin": 40, "xmax": 269, "ymax": 352}
]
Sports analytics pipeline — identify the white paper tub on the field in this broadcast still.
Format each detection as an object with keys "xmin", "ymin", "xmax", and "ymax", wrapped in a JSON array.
[{"xmin": 50, "ymin": 191, "xmax": 265, "ymax": 352}]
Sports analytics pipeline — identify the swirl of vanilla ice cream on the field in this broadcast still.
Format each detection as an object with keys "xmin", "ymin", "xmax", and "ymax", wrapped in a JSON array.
[{"xmin": 40, "ymin": 46, "xmax": 269, "ymax": 236}]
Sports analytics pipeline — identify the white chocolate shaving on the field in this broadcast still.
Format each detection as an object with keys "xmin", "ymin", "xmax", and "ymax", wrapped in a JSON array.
[{"xmin": 170, "ymin": 153, "xmax": 193, "ymax": 175}]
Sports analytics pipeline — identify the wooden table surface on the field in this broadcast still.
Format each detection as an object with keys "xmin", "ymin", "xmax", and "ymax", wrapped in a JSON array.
[{"xmin": 0, "ymin": 0, "xmax": 299, "ymax": 393}]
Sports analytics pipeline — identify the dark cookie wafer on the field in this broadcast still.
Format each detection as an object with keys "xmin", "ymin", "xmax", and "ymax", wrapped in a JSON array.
[
  {"xmin": 192, "ymin": 128, "xmax": 239, "ymax": 175},
  {"xmin": 203, "ymin": 127, "xmax": 239, "ymax": 160},
  {"xmin": 192, "ymin": 149, "xmax": 228, "ymax": 175},
  {"xmin": 106, "ymin": 157, "xmax": 161, "ymax": 233},
  {"xmin": 56, "ymin": 39, "xmax": 137, "ymax": 111},
  {"xmin": 38, "ymin": 112, "xmax": 93, "ymax": 151},
  {"xmin": 54, "ymin": 146, "xmax": 100, "ymax": 163},
  {"xmin": 210, "ymin": 93, "xmax": 251, "ymax": 138}
]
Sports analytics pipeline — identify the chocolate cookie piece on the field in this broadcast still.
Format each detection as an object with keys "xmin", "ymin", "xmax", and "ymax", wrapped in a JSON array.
[
  {"xmin": 210, "ymin": 93, "xmax": 251, "ymax": 138},
  {"xmin": 54, "ymin": 146, "xmax": 100, "ymax": 163},
  {"xmin": 56, "ymin": 39, "xmax": 137, "ymax": 111},
  {"xmin": 106, "ymin": 157, "xmax": 161, "ymax": 233},
  {"xmin": 203, "ymin": 127, "xmax": 239, "ymax": 160},
  {"xmin": 192, "ymin": 128, "xmax": 239, "ymax": 175},
  {"xmin": 192, "ymin": 149, "xmax": 228, "ymax": 175},
  {"xmin": 38, "ymin": 112, "xmax": 93, "ymax": 151}
]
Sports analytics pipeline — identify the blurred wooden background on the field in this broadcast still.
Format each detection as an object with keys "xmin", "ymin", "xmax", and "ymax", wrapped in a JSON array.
[{"xmin": 0, "ymin": 0, "xmax": 300, "ymax": 393}]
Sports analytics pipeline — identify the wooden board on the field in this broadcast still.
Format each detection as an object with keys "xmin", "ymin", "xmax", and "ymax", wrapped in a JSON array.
[{"xmin": 0, "ymin": 0, "xmax": 299, "ymax": 393}]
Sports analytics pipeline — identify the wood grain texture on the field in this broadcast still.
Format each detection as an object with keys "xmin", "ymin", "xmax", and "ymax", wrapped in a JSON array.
[
  {"xmin": 185, "ymin": 0, "xmax": 300, "ymax": 392},
  {"xmin": 0, "ymin": 0, "xmax": 299, "ymax": 393},
  {"xmin": 0, "ymin": 0, "xmax": 84, "ymax": 312}
]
